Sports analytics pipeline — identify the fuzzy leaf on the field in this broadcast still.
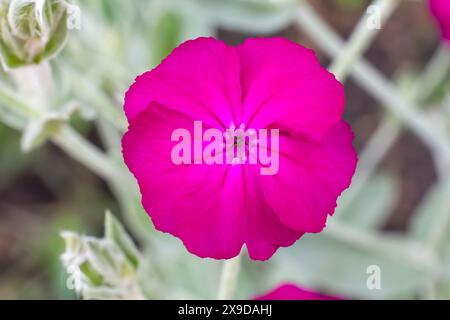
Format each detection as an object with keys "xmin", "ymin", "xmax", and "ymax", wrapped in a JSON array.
[
  {"xmin": 337, "ymin": 174, "xmax": 398, "ymax": 230},
  {"xmin": 105, "ymin": 211, "xmax": 141, "ymax": 269},
  {"xmin": 270, "ymin": 233, "xmax": 429, "ymax": 299},
  {"xmin": 20, "ymin": 114, "xmax": 61, "ymax": 152}
]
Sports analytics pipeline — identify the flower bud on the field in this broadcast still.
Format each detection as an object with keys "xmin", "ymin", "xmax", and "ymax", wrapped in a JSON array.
[
  {"xmin": 60, "ymin": 211, "xmax": 145, "ymax": 300},
  {"xmin": 0, "ymin": 0, "xmax": 69, "ymax": 69}
]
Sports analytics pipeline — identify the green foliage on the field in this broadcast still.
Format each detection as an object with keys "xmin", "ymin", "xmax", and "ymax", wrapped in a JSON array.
[
  {"xmin": 60, "ymin": 211, "xmax": 145, "ymax": 300},
  {"xmin": 337, "ymin": 174, "xmax": 398, "ymax": 229},
  {"xmin": 271, "ymin": 233, "xmax": 428, "ymax": 299},
  {"xmin": 151, "ymin": 11, "xmax": 182, "ymax": 65},
  {"xmin": 20, "ymin": 100, "xmax": 94, "ymax": 152},
  {"xmin": 105, "ymin": 211, "xmax": 141, "ymax": 269},
  {"xmin": 410, "ymin": 181, "xmax": 450, "ymax": 298}
]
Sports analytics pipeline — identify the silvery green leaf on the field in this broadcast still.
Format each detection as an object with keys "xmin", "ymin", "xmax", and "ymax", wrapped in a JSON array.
[
  {"xmin": 269, "ymin": 232, "xmax": 429, "ymax": 299},
  {"xmin": 336, "ymin": 174, "xmax": 398, "ymax": 230},
  {"xmin": 58, "ymin": 100, "xmax": 96, "ymax": 120},
  {"xmin": 60, "ymin": 65, "xmax": 126, "ymax": 131},
  {"xmin": 105, "ymin": 211, "xmax": 141, "ymax": 269},
  {"xmin": 37, "ymin": 0, "xmax": 69, "ymax": 62},
  {"xmin": 408, "ymin": 182, "xmax": 450, "ymax": 299},
  {"xmin": 20, "ymin": 99, "xmax": 95, "ymax": 152},
  {"xmin": 60, "ymin": 213, "xmax": 145, "ymax": 300},
  {"xmin": 0, "ymin": 102, "xmax": 26, "ymax": 128},
  {"xmin": 84, "ymin": 237, "xmax": 136, "ymax": 281},
  {"xmin": 150, "ymin": 0, "xmax": 214, "ymax": 44},
  {"xmin": 20, "ymin": 112, "xmax": 61, "ymax": 152},
  {"xmin": 150, "ymin": 10, "xmax": 181, "ymax": 65},
  {"xmin": 60, "ymin": 231, "xmax": 83, "ymax": 264},
  {"xmin": 410, "ymin": 181, "xmax": 450, "ymax": 243}
]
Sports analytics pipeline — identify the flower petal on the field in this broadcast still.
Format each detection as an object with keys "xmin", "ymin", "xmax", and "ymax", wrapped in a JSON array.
[
  {"xmin": 122, "ymin": 37, "xmax": 358, "ymax": 261},
  {"xmin": 122, "ymin": 106, "xmax": 303, "ymax": 261},
  {"xmin": 122, "ymin": 107, "xmax": 246, "ymax": 259},
  {"xmin": 259, "ymin": 121, "xmax": 357, "ymax": 233},
  {"xmin": 429, "ymin": 0, "xmax": 450, "ymax": 42},
  {"xmin": 124, "ymin": 37, "xmax": 242, "ymax": 129},
  {"xmin": 254, "ymin": 283, "xmax": 342, "ymax": 300},
  {"xmin": 243, "ymin": 166, "xmax": 303, "ymax": 260},
  {"xmin": 238, "ymin": 37, "xmax": 344, "ymax": 141}
]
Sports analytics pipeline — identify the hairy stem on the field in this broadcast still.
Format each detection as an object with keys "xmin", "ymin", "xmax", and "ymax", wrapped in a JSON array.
[
  {"xmin": 51, "ymin": 124, "xmax": 124, "ymax": 183},
  {"xmin": 330, "ymin": 0, "xmax": 400, "ymax": 81},
  {"xmin": 296, "ymin": 2, "xmax": 450, "ymax": 164},
  {"xmin": 218, "ymin": 253, "xmax": 242, "ymax": 300}
]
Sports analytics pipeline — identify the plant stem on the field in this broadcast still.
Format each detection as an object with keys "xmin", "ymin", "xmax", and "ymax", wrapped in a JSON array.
[
  {"xmin": 10, "ymin": 63, "xmax": 53, "ymax": 110},
  {"xmin": 63, "ymin": 64, "xmax": 128, "ymax": 132},
  {"xmin": 51, "ymin": 124, "xmax": 124, "ymax": 183},
  {"xmin": 330, "ymin": 0, "xmax": 400, "ymax": 81},
  {"xmin": 296, "ymin": 1, "xmax": 450, "ymax": 164},
  {"xmin": 0, "ymin": 82, "xmax": 40, "ymax": 119},
  {"xmin": 96, "ymin": 119, "xmax": 153, "ymax": 242},
  {"xmin": 53, "ymin": 122, "xmax": 153, "ymax": 244},
  {"xmin": 338, "ymin": 45, "xmax": 450, "ymax": 211},
  {"xmin": 218, "ymin": 253, "xmax": 242, "ymax": 300}
]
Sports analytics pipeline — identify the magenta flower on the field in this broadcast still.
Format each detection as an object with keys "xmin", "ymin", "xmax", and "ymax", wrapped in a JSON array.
[
  {"xmin": 429, "ymin": 0, "xmax": 450, "ymax": 42},
  {"xmin": 254, "ymin": 283, "xmax": 341, "ymax": 300},
  {"xmin": 122, "ymin": 37, "xmax": 357, "ymax": 261}
]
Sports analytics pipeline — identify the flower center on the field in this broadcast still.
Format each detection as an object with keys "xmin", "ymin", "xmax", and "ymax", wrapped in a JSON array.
[{"xmin": 224, "ymin": 123, "xmax": 258, "ymax": 165}]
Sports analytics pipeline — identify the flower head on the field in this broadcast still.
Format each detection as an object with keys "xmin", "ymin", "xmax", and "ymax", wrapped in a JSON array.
[
  {"xmin": 429, "ymin": 0, "xmax": 450, "ymax": 43},
  {"xmin": 122, "ymin": 37, "xmax": 357, "ymax": 261},
  {"xmin": 0, "ymin": 0, "xmax": 70, "ymax": 69},
  {"xmin": 254, "ymin": 283, "xmax": 341, "ymax": 300}
]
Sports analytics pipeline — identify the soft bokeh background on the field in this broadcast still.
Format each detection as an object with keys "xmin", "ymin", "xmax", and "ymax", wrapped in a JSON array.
[{"xmin": 1, "ymin": 0, "xmax": 449, "ymax": 300}]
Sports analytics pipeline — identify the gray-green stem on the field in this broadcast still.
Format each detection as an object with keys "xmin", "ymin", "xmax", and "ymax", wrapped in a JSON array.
[{"xmin": 218, "ymin": 253, "xmax": 242, "ymax": 300}]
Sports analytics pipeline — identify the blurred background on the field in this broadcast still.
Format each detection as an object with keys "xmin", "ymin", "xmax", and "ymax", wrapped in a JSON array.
[{"xmin": 0, "ymin": 0, "xmax": 449, "ymax": 300}]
